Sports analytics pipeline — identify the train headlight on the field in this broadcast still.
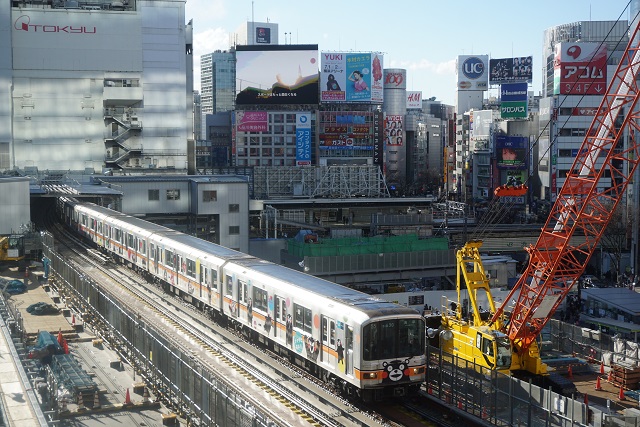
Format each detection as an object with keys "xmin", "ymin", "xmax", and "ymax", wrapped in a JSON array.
[
  {"xmin": 363, "ymin": 372, "xmax": 378, "ymax": 380},
  {"xmin": 410, "ymin": 367, "xmax": 425, "ymax": 375}
]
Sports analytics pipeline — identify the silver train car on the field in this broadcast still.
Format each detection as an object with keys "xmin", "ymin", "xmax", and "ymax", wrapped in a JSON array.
[{"xmin": 58, "ymin": 198, "xmax": 426, "ymax": 401}]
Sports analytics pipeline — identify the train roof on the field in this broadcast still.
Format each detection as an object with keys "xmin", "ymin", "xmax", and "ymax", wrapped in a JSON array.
[
  {"xmin": 152, "ymin": 230, "xmax": 252, "ymax": 260},
  {"xmin": 229, "ymin": 258, "xmax": 419, "ymax": 316}
]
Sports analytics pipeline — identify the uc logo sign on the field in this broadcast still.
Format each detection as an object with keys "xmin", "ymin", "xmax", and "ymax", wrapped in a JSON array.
[{"xmin": 462, "ymin": 57, "xmax": 485, "ymax": 80}]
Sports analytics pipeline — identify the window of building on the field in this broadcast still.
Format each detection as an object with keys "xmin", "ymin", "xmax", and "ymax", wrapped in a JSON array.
[
  {"xmin": 167, "ymin": 189, "xmax": 180, "ymax": 200},
  {"xmin": 148, "ymin": 189, "xmax": 160, "ymax": 201},
  {"xmin": 229, "ymin": 226, "xmax": 240, "ymax": 234},
  {"xmin": 203, "ymin": 190, "xmax": 217, "ymax": 202},
  {"xmin": 229, "ymin": 204, "xmax": 240, "ymax": 213}
]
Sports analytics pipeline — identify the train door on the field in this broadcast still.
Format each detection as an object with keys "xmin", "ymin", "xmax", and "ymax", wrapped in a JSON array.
[
  {"xmin": 345, "ymin": 325, "xmax": 354, "ymax": 376},
  {"xmin": 322, "ymin": 316, "xmax": 335, "ymax": 364},
  {"xmin": 274, "ymin": 296, "xmax": 283, "ymax": 338},
  {"xmin": 198, "ymin": 261, "xmax": 205, "ymax": 300},
  {"xmin": 225, "ymin": 274, "xmax": 237, "ymax": 318}
]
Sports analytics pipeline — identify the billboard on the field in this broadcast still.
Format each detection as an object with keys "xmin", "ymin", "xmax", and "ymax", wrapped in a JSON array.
[
  {"xmin": 236, "ymin": 45, "xmax": 319, "ymax": 105},
  {"xmin": 12, "ymin": 10, "xmax": 142, "ymax": 71},
  {"xmin": 236, "ymin": 111, "xmax": 268, "ymax": 132},
  {"xmin": 457, "ymin": 55, "xmax": 489, "ymax": 91},
  {"xmin": 553, "ymin": 42, "xmax": 608, "ymax": 95},
  {"xmin": 320, "ymin": 52, "xmax": 383, "ymax": 103},
  {"xmin": 500, "ymin": 82, "xmax": 528, "ymax": 102},
  {"xmin": 255, "ymin": 27, "xmax": 271, "ymax": 44},
  {"xmin": 496, "ymin": 135, "xmax": 527, "ymax": 169},
  {"xmin": 406, "ymin": 91, "xmax": 422, "ymax": 109},
  {"xmin": 489, "ymin": 56, "xmax": 533, "ymax": 83},
  {"xmin": 295, "ymin": 113, "xmax": 311, "ymax": 166},
  {"xmin": 384, "ymin": 115, "xmax": 404, "ymax": 146},
  {"xmin": 501, "ymin": 101, "xmax": 528, "ymax": 119}
]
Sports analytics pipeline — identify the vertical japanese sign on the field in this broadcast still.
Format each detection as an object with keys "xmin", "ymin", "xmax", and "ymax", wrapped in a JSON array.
[{"xmin": 296, "ymin": 113, "xmax": 311, "ymax": 166}]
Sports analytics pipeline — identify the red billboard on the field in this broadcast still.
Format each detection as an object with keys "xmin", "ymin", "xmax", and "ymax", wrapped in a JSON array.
[{"xmin": 553, "ymin": 42, "xmax": 607, "ymax": 95}]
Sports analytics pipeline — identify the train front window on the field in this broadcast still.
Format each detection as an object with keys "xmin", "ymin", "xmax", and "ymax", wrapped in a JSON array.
[{"xmin": 362, "ymin": 318, "xmax": 425, "ymax": 361}]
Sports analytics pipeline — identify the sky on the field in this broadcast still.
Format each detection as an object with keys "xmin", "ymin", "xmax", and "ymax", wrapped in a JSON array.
[{"xmin": 185, "ymin": 0, "xmax": 633, "ymax": 106}]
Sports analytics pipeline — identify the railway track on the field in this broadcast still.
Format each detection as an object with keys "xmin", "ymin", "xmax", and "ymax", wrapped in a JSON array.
[{"xmin": 47, "ymin": 225, "xmax": 400, "ymax": 427}]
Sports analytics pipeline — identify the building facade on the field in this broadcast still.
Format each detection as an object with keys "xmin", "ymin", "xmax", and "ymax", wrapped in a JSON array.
[{"xmin": 1, "ymin": 0, "xmax": 194, "ymax": 174}]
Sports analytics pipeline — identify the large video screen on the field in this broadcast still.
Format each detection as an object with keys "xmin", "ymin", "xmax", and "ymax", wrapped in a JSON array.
[{"xmin": 236, "ymin": 45, "xmax": 319, "ymax": 105}]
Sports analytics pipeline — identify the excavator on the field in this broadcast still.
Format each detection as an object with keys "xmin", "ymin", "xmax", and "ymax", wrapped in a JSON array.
[
  {"xmin": 0, "ymin": 235, "xmax": 25, "ymax": 265},
  {"xmin": 430, "ymin": 15, "xmax": 640, "ymax": 389}
]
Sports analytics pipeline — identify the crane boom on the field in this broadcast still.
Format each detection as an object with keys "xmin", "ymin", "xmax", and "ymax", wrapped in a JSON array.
[{"xmin": 492, "ymin": 22, "xmax": 640, "ymax": 350}]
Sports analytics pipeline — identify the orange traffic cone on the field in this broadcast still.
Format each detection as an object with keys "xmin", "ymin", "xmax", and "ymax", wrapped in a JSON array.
[
  {"xmin": 619, "ymin": 385, "xmax": 626, "ymax": 400},
  {"xmin": 481, "ymin": 407, "xmax": 488, "ymax": 419},
  {"xmin": 595, "ymin": 376, "xmax": 603, "ymax": 391},
  {"xmin": 427, "ymin": 385, "xmax": 433, "ymax": 395},
  {"xmin": 608, "ymin": 370, "xmax": 613, "ymax": 382},
  {"xmin": 124, "ymin": 388, "xmax": 131, "ymax": 405},
  {"xmin": 568, "ymin": 365, "xmax": 573, "ymax": 380},
  {"xmin": 143, "ymin": 387, "xmax": 150, "ymax": 403},
  {"xmin": 600, "ymin": 362, "xmax": 605, "ymax": 375},
  {"xmin": 71, "ymin": 314, "xmax": 76, "ymax": 326},
  {"xmin": 457, "ymin": 399, "xmax": 463, "ymax": 410},
  {"xmin": 57, "ymin": 329, "xmax": 63, "ymax": 345}
]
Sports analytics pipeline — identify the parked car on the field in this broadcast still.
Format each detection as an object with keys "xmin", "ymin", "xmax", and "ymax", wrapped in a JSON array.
[
  {"xmin": 27, "ymin": 302, "xmax": 58, "ymax": 315},
  {"xmin": 3, "ymin": 280, "xmax": 26, "ymax": 294}
]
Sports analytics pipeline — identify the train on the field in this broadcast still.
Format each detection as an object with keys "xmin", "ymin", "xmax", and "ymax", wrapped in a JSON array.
[{"xmin": 57, "ymin": 197, "xmax": 426, "ymax": 402}]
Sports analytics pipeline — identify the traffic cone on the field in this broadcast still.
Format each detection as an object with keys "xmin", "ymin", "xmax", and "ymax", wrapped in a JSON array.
[
  {"xmin": 124, "ymin": 388, "xmax": 131, "ymax": 405},
  {"xmin": 57, "ymin": 328, "xmax": 63, "ymax": 345},
  {"xmin": 619, "ymin": 385, "xmax": 626, "ymax": 400},
  {"xmin": 77, "ymin": 393, "xmax": 84, "ymax": 410},
  {"xmin": 427, "ymin": 384, "xmax": 433, "ymax": 395},
  {"xmin": 71, "ymin": 314, "xmax": 76, "ymax": 326},
  {"xmin": 481, "ymin": 407, "xmax": 488, "ymax": 419},
  {"xmin": 93, "ymin": 392, "xmax": 100, "ymax": 409},
  {"xmin": 608, "ymin": 370, "xmax": 613, "ymax": 382},
  {"xmin": 143, "ymin": 387, "xmax": 150, "ymax": 403},
  {"xmin": 457, "ymin": 399, "xmax": 463, "ymax": 410},
  {"xmin": 600, "ymin": 362, "xmax": 605, "ymax": 375},
  {"xmin": 568, "ymin": 365, "xmax": 573, "ymax": 380},
  {"xmin": 595, "ymin": 376, "xmax": 603, "ymax": 391}
]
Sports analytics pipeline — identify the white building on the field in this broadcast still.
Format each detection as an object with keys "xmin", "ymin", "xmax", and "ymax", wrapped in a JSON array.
[{"xmin": 0, "ymin": 0, "xmax": 194, "ymax": 174}]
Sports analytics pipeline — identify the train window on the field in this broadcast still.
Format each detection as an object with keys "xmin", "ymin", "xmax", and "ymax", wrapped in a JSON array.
[
  {"xmin": 239, "ymin": 280, "xmax": 247, "ymax": 302},
  {"xmin": 82, "ymin": 214, "xmax": 87, "ymax": 226},
  {"xmin": 91, "ymin": 219, "xmax": 96, "ymax": 230},
  {"xmin": 150, "ymin": 244, "xmax": 155, "ymax": 260},
  {"xmin": 253, "ymin": 288, "xmax": 267, "ymax": 311},
  {"xmin": 115, "ymin": 229, "xmax": 121, "ymax": 241},
  {"xmin": 165, "ymin": 250, "xmax": 174, "ymax": 268},
  {"xmin": 98, "ymin": 222, "xmax": 102, "ymax": 234},
  {"xmin": 140, "ymin": 240, "xmax": 146, "ymax": 255},
  {"xmin": 293, "ymin": 303, "xmax": 312, "ymax": 333},
  {"xmin": 226, "ymin": 275, "xmax": 233, "ymax": 295},
  {"xmin": 212, "ymin": 270, "xmax": 218, "ymax": 290},
  {"xmin": 186, "ymin": 259, "xmax": 195, "ymax": 278},
  {"xmin": 322, "ymin": 318, "xmax": 328, "ymax": 343},
  {"xmin": 330, "ymin": 321, "xmax": 335, "ymax": 346},
  {"xmin": 127, "ymin": 233, "xmax": 134, "ymax": 249}
]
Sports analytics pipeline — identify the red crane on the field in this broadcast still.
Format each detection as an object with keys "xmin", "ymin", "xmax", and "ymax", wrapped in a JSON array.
[{"xmin": 492, "ymin": 22, "xmax": 640, "ymax": 352}]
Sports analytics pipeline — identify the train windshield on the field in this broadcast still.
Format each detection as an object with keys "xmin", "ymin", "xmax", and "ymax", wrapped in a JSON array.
[{"xmin": 362, "ymin": 318, "xmax": 425, "ymax": 361}]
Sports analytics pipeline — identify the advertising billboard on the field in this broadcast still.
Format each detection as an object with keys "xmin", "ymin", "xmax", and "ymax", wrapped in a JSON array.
[
  {"xmin": 457, "ymin": 55, "xmax": 489, "ymax": 91},
  {"xmin": 500, "ymin": 82, "xmax": 528, "ymax": 102},
  {"xmin": 501, "ymin": 101, "xmax": 528, "ymax": 119},
  {"xmin": 255, "ymin": 27, "xmax": 271, "ymax": 44},
  {"xmin": 496, "ymin": 135, "xmax": 527, "ymax": 169},
  {"xmin": 12, "ymin": 10, "xmax": 142, "ymax": 71},
  {"xmin": 384, "ymin": 115, "xmax": 404, "ymax": 146},
  {"xmin": 553, "ymin": 42, "xmax": 608, "ymax": 95},
  {"xmin": 489, "ymin": 56, "xmax": 533, "ymax": 83},
  {"xmin": 406, "ymin": 91, "xmax": 422, "ymax": 109},
  {"xmin": 296, "ymin": 113, "xmax": 311, "ymax": 166},
  {"xmin": 236, "ymin": 111, "xmax": 268, "ymax": 132},
  {"xmin": 236, "ymin": 45, "xmax": 319, "ymax": 105},
  {"xmin": 320, "ymin": 52, "xmax": 383, "ymax": 103}
]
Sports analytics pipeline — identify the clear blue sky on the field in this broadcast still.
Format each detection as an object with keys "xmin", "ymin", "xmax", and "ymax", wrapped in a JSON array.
[{"xmin": 186, "ymin": 0, "xmax": 633, "ymax": 106}]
